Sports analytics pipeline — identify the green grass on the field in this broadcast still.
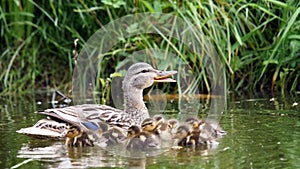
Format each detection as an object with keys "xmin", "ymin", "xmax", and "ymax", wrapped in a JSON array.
[{"xmin": 0, "ymin": 0, "xmax": 299, "ymax": 96}]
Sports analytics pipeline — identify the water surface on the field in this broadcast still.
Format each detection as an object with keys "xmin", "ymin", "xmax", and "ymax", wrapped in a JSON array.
[{"xmin": 1, "ymin": 94, "xmax": 300, "ymax": 168}]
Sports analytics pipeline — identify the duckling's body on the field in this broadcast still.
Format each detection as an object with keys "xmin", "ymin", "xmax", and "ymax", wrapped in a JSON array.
[
  {"xmin": 126, "ymin": 125, "xmax": 160, "ymax": 150},
  {"xmin": 65, "ymin": 126, "xmax": 82, "ymax": 146},
  {"xmin": 151, "ymin": 115, "xmax": 179, "ymax": 141},
  {"xmin": 141, "ymin": 118, "xmax": 158, "ymax": 134},
  {"xmin": 173, "ymin": 124, "xmax": 191, "ymax": 147},
  {"xmin": 167, "ymin": 118, "xmax": 179, "ymax": 136},
  {"xmin": 174, "ymin": 117, "xmax": 227, "ymax": 147},
  {"xmin": 64, "ymin": 125, "xmax": 95, "ymax": 147},
  {"xmin": 200, "ymin": 119, "xmax": 227, "ymax": 140},
  {"xmin": 184, "ymin": 117, "xmax": 204, "ymax": 146},
  {"xmin": 98, "ymin": 126, "xmax": 127, "ymax": 147}
]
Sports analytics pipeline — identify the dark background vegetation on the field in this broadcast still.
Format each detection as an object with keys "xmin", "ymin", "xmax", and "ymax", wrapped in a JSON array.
[{"xmin": 1, "ymin": 0, "xmax": 299, "ymax": 96}]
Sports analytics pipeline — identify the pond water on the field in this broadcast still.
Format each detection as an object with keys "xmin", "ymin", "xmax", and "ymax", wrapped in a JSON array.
[{"xmin": 1, "ymin": 93, "xmax": 300, "ymax": 169}]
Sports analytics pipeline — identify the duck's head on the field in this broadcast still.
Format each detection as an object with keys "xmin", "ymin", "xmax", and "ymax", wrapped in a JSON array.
[
  {"xmin": 122, "ymin": 62, "xmax": 177, "ymax": 125},
  {"xmin": 141, "ymin": 118, "xmax": 157, "ymax": 132},
  {"xmin": 127, "ymin": 125, "xmax": 141, "ymax": 138},
  {"xmin": 123, "ymin": 62, "xmax": 177, "ymax": 91}
]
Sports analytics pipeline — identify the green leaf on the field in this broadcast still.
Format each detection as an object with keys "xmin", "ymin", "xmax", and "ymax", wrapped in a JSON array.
[{"xmin": 263, "ymin": 59, "xmax": 278, "ymax": 65}]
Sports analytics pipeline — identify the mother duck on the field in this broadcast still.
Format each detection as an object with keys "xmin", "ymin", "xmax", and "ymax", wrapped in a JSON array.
[{"xmin": 17, "ymin": 62, "xmax": 177, "ymax": 141}]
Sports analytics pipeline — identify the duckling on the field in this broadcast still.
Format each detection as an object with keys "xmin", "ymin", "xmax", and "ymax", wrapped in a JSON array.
[
  {"xmin": 99, "ymin": 125, "xmax": 127, "ymax": 147},
  {"xmin": 85, "ymin": 121, "xmax": 127, "ymax": 148},
  {"xmin": 158, "ymin": 118, "xmax": 180, "ymax": 141},
  {"xmin": 126, "ymin": 125, "xmax": 160, "ymax": 151},
  {"xmin": 63, "ymin": 121, "xmax": 107, "ymax": 147},
  {"xmin": 84, "ymin": 121, "xmax": 109, "ymax": 144},
  {"xmin": 185, "ymin": 116, "xmax": 203, "ymax": 126},
  {"xmin": 141, "ymin": 117, "xmax": 173, "ymax": 139},
  {"xmin": 184, "ymin": 117, "xmax": 203, "ymax": 146},
  {"xmin": 127, "ymin": 125, "xmax": 141, "ymax": 138},
  {"xmin": 64, "ymin": 125, "xmax": 83, "ymax": 146},
  {"xmin": 167, "ymin": 119, "xmax": 179, "ymax": 140},
  {"xmin": 64, "ymin": 125, "xmax": 95, "ymax": 147},
  {"xmin": 151, "ymin": 115, "xmax": 177, "ymax": 141},
  {"xmin": 167, "ymin": 118, "xmax": 179, "ymax": 136},
  {"xmin": 152, "ymin": 114, "xmax": 165, "ymax": 125},
  {"xmin": 199, "ymin": 119, "xmax": 227, "ymax": 140},
  {"xmin": 173, "ymin": 124, "xmax": 191, "ymax": 147},
  {"xmin": 185, "ymin": 117, "xmax": 227, "ymax": 146},
  {"xmin": 141, "ymin": 118, "xmax": 158, "ymax": 134},
  {"xmin": 208, "ymin": 120, "xmax": 227, "ymax": 137},
  {"xmin": 65, "ymin": 121, "xmax": 126, "ymax": 147}
]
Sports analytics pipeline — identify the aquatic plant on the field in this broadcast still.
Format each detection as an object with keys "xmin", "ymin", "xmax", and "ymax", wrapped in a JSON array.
[{"xmin": 1, "ymin": 0, "xmax": 299, "ymax": 96}]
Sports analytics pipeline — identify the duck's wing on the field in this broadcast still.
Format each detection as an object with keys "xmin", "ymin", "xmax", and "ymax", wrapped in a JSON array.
[
  {"xmin": 38, "ymin": 104, "xmax": 132, "ymax": 131},
  {"xmin": 17, "ymin": 104, "xmax": 132, "ymax": 140}
]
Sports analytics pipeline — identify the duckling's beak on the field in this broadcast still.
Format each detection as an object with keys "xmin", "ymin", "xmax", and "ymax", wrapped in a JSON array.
[
  {"xmin": 170, "ymin": 128, "xmax": 177, "ymax": 135},
  {"xmin": 154, "ymin": 70, "xmax": 177, "ymax": 82}
]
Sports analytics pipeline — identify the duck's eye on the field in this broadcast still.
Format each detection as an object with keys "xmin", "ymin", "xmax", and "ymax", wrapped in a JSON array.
[{"xmin": 141, "ymin": 69, "xmax": 149, "ymax": 73}]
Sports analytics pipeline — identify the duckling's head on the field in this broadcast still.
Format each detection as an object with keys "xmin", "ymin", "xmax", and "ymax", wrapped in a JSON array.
[
  {"xmin": 185, "ymin": 117, "xmax": 199, "ymax": 124},
  {"xmin": 167, "ymin": 119, "xmax": 179, "ymax": 134},
  {"xmin": 185, "ymin": 117, "xmax": 201, "ymax": 128},
  {"xmin": 174, "ymin": 125, "xmax": 190, "ymax": 139},
  {"xmin": 66, "ymin": 126, "xmax": 82, "ymax": 138},
  {"xmin": 141, "ymin": 118, "xmax": 157, "ymax": 132},
  {"xmin": 127, "ymin": 125, "xmax": 142, "ymax": 138},
  {"xmin": 153, "ymin": 114, "xmax": 165, "ymax": 125}
]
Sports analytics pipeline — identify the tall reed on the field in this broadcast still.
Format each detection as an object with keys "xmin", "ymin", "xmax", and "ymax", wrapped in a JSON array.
[{"xmin": 1, "ymin": 0, "xmax": 299, "ymax": 96}]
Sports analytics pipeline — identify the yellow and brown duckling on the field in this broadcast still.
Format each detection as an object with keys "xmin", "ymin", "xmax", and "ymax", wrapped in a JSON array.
[
  {"xmin": 166, "ymin": 118, "xmax": 179, "ymax": 136},
  {"xmin": 172, "ymin": 117, "xmax": 208, "ymax": 147},
  {"xmin": 98, "ymin": 125, "xmax": 127, "ymax": 147},
  {"xmin": 157, "ymin": 118, "xmax": 179, "ymax": 141},
  {"xmin": 126, "ymin": 125, "xmax": 160, "ymax": 151},
  {"xmin": 151, "ymin": 115, "xmax": 179, "ymax": 141},
  {"xmin": 184, "ymin": 117, "xmax": 205, "ymax": 146},
  {"xmin": 64, "ymin": 125, "xmax": 93, "ymax": 147},
  {"xmin": 64, "ymin": 121, "xmax": 126, "ymax": 147},
  {"xmin": 173, "ymin": 124, "xmax": 191, "ymax": 147},
  {"xmin": 64, "ymin": 126, "xmax": 81, "ymax": 146},
  {"xmin": 152, "ymin": 114, "xmax": 165, "ymax": 125},
  {"xmin": 174, "ymin": 117, "xmax": 227, "ymax": 147},
  {"xmin": 141, "ymin": 118, "xmax": 158, "ymax": 134},
  {"xmin": 82, "ymin": 121, "xmax": 127, "ymax": 148}
]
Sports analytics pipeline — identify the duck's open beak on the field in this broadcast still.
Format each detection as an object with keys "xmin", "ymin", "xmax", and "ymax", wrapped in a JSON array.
[{"xmin": 154, "ymin": 70, "xmax": 177, "ymax": 82}]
